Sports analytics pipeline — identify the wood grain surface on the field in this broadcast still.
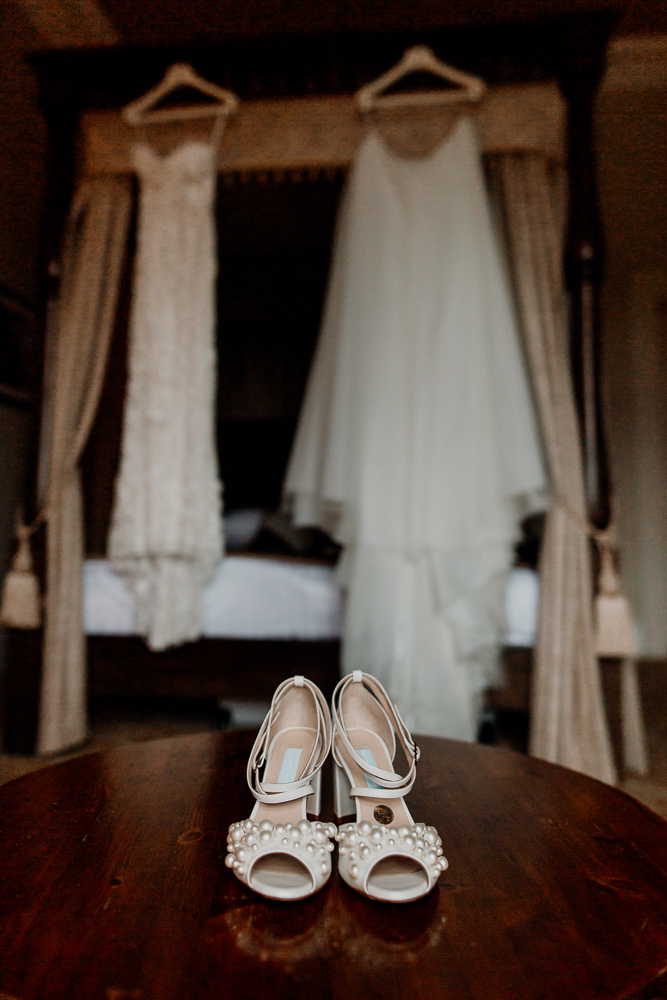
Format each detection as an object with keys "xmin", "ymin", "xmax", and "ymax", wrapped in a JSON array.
[{"xmin": 1, "ymin": 732, "xmax": 667, "ymax": 1000}]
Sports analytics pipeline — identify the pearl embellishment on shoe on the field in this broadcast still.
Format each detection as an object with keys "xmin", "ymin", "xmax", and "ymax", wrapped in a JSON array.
[
  {"xmin": 335, "ymin": 819, "xmax": 448, "ymax": 899},
  {"xmin": 225, "ymin": 818, "xmax": 338, "ymax": 897}
]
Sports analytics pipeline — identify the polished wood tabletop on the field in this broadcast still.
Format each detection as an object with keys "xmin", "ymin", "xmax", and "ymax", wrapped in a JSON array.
[{"xmin": 1, "ymin": 730, "xmax": 667, "ymax": 1000}]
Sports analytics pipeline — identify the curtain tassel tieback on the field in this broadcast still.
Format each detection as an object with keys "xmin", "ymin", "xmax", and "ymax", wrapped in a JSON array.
[
  {"xmin": 594, "ymin": 531, "xmax": 647, "ymax": 775},
  {"xmin": 0, "ymin": 511, "xmax": 45, "ymax": 630},
  {"xmin": 557, "ymin": 505, "xmax": 636, "ymax": 658},
  {"xmin": 590, "ymin": 525, "xmax": 636, "ymax": 660},
  {"xmin": 593, "ymin": 530, "xmax": 648, "ymax": 775}
]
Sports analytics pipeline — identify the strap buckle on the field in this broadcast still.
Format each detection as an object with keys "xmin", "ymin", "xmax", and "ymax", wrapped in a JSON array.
[{"xmin": 253, "ymin": 748, "xmax": 266, "ymax": 770}]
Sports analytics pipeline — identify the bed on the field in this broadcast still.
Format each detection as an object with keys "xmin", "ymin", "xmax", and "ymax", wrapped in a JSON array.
[{"xmin": 83, "ymin": 554, "xmax": 538, "ymax": 648}]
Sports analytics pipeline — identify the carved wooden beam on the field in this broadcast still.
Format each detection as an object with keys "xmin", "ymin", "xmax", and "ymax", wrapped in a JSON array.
[{"xmin": 79, "ymin": 83, "xmax": 566, "ymax": 178}]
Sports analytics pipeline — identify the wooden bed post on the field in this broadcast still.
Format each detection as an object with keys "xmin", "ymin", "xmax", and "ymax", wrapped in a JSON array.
[
  {"xmin": 558, "ymin": 13, "xmax": 650, "ymax": 780},
  {"xmin": 558, "ymin": 13, "xmax": 618, "ymax": 530}
]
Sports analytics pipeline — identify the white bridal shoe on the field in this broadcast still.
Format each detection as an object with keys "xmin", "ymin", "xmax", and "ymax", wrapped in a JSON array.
[
  {"xmin": 226, "ymin": 676, "xmax": 337, "ymax": 901},
  {"xmin": 332, "ymin": 671, "xmax": 448, "ymax": 903}
]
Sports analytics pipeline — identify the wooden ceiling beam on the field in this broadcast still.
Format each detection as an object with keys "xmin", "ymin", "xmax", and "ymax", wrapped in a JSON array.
[{"xmin": 15, "ymin": 0, "xmax": 119, "ymax": 48}]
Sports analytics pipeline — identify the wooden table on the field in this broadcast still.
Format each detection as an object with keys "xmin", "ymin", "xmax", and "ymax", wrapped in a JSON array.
[{"xmin": 1, "ymin": 731, "xmax": 667, "ymax": 1000}]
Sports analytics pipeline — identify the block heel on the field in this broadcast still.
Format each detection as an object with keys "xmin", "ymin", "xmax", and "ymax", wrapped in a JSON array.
[
  {"xmin": 334, "ymin": 760, "xmax": 354, "ymax": 820},
  {"xmin": 306, "ymin": 766, "xmax": 322, "ymax": 817}
]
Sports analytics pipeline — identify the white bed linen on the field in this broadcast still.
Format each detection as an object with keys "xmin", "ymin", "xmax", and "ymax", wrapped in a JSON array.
[
  {"xmin": 84, "ymin": 556, "xmax": 342, "ymax": 641},
  {"xmin": 504, "ymin": 567, "xmax": 539, "ymax": 648},
  {"xmin": 83, "ymin": 557, "xmax": 538, "ymax": 646}
]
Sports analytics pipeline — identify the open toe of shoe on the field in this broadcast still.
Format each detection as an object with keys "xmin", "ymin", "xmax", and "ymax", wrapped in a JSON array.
[
  {"xmin": 336, "ymin": 820, "xmax": 448, "ymax": 903},
  {"xmin": 227, "ymin": 818, "xmax": 337, "ymax": 900}
]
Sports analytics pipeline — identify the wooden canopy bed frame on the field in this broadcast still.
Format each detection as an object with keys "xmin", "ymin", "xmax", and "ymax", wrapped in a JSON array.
[{"xmin": 2, "ymin": 11, "xmax": 619, "ymax": 754}]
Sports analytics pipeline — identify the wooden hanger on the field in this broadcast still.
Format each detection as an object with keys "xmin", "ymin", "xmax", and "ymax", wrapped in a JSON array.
[
  {"xmin": 123, "ymin": 63, "xmax": 239, "ymax": 125},
  {"xmin": 356, "ymin": 46, "xmax": 486, "ymax": 111}
]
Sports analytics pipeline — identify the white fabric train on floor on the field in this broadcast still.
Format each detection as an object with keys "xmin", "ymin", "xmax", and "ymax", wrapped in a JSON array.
[
  {"xmin": 284, "ymin": 117, "xmax": 546, "ymax": 739},
  {"xmin": 109, "ymin": 142, "xmax": 224, "ymax": 651}
]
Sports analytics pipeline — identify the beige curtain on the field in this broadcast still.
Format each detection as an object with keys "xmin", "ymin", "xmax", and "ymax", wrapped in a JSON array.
[
  {"xmin": 491, "ymin": 153, "xmax": 617, "ymax": 785},
  {"xmin": 38, "ymin": 176, "xmax": 131, "ymax": 755}
]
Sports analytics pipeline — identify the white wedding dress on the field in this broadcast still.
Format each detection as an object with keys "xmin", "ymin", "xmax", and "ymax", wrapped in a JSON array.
[
  {"xmin": 109, "ymin": 142, "xmax": 223, "ymax": 651},
  {"xmin": 284, "ymin": 117, "xmax": 546, "ymax": 739}
]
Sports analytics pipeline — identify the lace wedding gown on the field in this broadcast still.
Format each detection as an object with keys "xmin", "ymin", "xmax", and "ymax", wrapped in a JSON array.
[
  {"xmin": 284, "ymin": 117, "xmax": 546, "ymax": 739},
  {"xmin": 109, "ymin": 142, "xmax": 223, "ymax": 651}
]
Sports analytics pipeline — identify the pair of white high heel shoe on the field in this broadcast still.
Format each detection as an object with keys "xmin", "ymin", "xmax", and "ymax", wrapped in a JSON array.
[{"xmin": 226, "ymin": 671, "xmax": 448, "ymax": 903}]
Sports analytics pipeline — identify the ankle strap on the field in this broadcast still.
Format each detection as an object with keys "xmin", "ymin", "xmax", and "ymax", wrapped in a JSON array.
[
  {"xmin": 247, "ymin": 676, "xmax": 332, "ymax": 805},
  {"xmin": 332, "ymin": 672, "xmax": 420, "ymax": 796}
]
